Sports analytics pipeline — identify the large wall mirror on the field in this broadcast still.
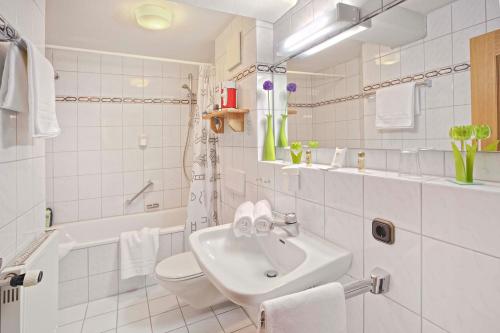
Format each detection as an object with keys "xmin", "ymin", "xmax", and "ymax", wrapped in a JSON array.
[{"xmin": 272, "ymin": 0, "xmax": 499, "ymax": 152}]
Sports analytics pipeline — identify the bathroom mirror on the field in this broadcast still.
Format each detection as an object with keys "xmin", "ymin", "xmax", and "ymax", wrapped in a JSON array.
[{"xmin": 272, "ymin": 0, "xmax": 486, "ymax": 152}]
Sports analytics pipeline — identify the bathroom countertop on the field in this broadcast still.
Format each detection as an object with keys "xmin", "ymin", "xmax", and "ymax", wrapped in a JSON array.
[{"xmin": 259, "ymin": 160, "xmax": 500, "ymax": 193}]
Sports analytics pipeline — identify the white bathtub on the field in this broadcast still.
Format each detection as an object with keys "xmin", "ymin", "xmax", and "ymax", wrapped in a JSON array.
[
  {"xmin": 56, "ymin": 208, "xmax": 186, "ymax": 251},
  {"xmin": 56, "ymin": 208, "xmax": 187, "ymax": 308}
]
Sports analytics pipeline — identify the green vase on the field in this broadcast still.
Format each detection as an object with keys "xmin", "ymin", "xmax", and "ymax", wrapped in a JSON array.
[
  {"xmin": 290, "ymin": 149, "xmax": 302, "ymax": 164},
  {"xmin": 263, "ymin": 114, "xmax": 276, "ymax": 161},
  {"xmin": 278, "ymin": 114, "xmax": 288, "ymax": 148}
]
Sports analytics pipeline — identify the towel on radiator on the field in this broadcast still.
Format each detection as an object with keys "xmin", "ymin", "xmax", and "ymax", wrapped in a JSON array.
[
  {"xmin": 0, "ymin": 43, "xmax": 29, "ymax": 113},
  {"xmin": 120, "ymin": 227, "xmax": 160, "ymax": 279},
  {"xmin": 25, "ymin": 38, "xmax": 61, "ymax": 137},
  {"xmin": 258, "ymin": 282, "xmax": 347, "ymax": 333}
]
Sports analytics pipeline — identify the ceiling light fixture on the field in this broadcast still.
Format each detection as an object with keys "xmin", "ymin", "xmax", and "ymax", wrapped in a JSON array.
[
  {"xmin": 135, "ymin": 4, "xmax": 172, "ymax": 30},
  {"xmin": 279, "ymin": 3, "xmax": 360, "ymax": 56},
  {"xmin": 301, "ymin": 20, "xmax": 371, "ymax": 57}
]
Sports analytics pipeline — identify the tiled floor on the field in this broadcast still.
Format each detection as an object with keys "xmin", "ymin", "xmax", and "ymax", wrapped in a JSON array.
[{"xmin": 57, "ymin": 284, "xmax": 256, "ymax": 333}]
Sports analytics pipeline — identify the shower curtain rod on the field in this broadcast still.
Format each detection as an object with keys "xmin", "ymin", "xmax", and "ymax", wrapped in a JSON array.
[{"xmin": 46, "ymin": 44, "xmax": 212, "ymax": 66}]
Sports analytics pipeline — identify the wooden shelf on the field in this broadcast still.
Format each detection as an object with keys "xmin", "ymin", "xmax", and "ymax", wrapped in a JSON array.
[{"xmin": 202, "ymin": 108, "xmax": 250, "ymax": 133}]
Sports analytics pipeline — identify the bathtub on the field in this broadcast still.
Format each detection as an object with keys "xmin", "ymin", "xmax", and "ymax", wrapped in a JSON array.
[{"xmin": 56, "ymin": 208, "xmax": 187, "ymax": 308}]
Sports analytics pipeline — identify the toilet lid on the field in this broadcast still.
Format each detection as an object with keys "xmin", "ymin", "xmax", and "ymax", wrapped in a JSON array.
[{"xmin": 156, "ymin": 251, "xmax": 204, "ymax": 281}]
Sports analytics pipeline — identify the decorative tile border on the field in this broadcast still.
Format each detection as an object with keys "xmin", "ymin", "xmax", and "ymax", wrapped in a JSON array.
[
  {"xmin": 289, "ymin": 62, "xmax": 470, "ymax": 108},
  {"xmin": 230, "ymin": 63, "xmax": 287, "ymax": 82},
  {"xmin": 56, "ymin": 96, "xmax": 197, "ymax": 105}
]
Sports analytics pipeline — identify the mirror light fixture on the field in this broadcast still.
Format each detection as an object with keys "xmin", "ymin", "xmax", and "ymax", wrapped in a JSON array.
[
  {"xmin": 279, "ymin": 3, "xmax": 360, "ymax": 56},
  {"xmin": 135, "ymin": 4, "xmax": 172, "ymax": 30},
  {"xmin": 301, "ymin": 20, "xmax": 371, "ymax": 57}
]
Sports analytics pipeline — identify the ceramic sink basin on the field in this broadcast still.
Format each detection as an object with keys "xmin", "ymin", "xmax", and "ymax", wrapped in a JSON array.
[{"xmin": 189, "ymin": 224, "xmax": 352, "ymax": 307}]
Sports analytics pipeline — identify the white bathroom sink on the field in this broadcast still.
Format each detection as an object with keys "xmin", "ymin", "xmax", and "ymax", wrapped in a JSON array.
[{"xmin": 189, "ymin": 224, "xmax": 352, "ymax": 306}]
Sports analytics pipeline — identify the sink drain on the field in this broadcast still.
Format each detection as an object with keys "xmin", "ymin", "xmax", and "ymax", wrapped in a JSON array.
[{"xmin": 265, "ymin": 270, "xmax": 278, "ymax": 278}]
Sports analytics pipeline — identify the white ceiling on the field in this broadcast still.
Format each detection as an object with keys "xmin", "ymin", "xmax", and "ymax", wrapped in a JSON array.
[
  {"xmin": 173, "ymin": 0, "xmax": 298, "ymax": 23},
  {"xmin": 45, "ymin": 0, "xmax": 236, "ymax": 63}
]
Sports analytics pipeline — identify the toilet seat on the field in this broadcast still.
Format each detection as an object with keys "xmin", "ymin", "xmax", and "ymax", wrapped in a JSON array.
[{"xmin": 156, "ymin": 251, "xmax": 204, "ymax": 282}]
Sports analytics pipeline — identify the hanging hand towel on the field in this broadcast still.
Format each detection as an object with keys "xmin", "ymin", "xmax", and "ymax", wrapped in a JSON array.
[
  {"xmin": 25, "ymin": 38, "xmax": 60, "ymax": 137},
  {"xmin": 258, "ymin": 282, "xmax": 347, "ymax": 333},
  {"xmin": 0, "ymin": 43, "xmax": 29, "ymax": 113},
  {"xmin": 375, "ymin": 82, "xmax": 416, "ymax": 129},
  {"xmin": 254, "ymin": 200, "xmax": 273, "ymax": 234},
  {"xmin": 120, "ymin": 227, "xmax": 160, "ymax": 279},
  {"xmin": 233, "ymin": 201, "xmax": 254, "ymax": 238}
]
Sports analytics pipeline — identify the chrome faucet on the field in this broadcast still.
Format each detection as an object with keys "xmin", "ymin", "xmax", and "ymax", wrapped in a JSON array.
[{"xmin": 271, "ymin": 212, "xmax": 300, "ymax": 237}]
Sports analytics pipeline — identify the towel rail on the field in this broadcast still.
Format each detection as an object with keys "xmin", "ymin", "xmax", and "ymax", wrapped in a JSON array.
[
  {"xmin": 126, "ymin": 180, "xmax": 153, "ymax": 205},
  {"xmin": 363, "ymin": 79, "xmax": 432, "ymax": 98},
  {"xmin": 259, "ymin": 268, "xmax": 390, "ymax": 328},
  {"xmin": 0, "ymin": 13, "xmax": 59, "ymax": 80}
]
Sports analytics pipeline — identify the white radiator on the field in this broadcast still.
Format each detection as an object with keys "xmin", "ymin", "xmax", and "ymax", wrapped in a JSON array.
[{"xmin": 1, "ymin": 230, "xmax": 59, "ymax": 333}]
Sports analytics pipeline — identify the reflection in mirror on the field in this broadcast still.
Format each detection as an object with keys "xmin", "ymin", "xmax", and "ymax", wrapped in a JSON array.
[{"xmin": 272, "ymin": 0, "xmax": 484, "ymax": 152}]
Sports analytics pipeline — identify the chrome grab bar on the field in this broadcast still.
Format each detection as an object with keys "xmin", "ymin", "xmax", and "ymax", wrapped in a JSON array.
[{"xmin": 126, "ymin": 180, "xmax": 153, "ymax": 205}]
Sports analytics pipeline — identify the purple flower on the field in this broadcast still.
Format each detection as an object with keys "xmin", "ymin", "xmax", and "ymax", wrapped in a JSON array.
[
  {"xmin": 287, "ymin": 82, "xmax": 297, "ymax": 93},
  {"xmin": 263, "ymin": 80, "xmax": 273, "ymax": 91}
]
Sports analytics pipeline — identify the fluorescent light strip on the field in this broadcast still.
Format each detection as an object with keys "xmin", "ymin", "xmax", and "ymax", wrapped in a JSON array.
[{"xmin": 301, "ymin": 24, "xmax": 369, "ymax": 57}]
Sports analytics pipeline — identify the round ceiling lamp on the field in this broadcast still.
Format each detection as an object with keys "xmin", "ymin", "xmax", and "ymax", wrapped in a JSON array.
[{"xmin": 135, "ymin": 4, "xmax": 172, "ymax": 30}]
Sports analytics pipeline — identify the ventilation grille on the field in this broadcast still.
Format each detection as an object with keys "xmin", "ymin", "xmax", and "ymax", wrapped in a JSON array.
[{"xmin": 2, "ymin": 287, "xmax": 19, "ymax": 304}]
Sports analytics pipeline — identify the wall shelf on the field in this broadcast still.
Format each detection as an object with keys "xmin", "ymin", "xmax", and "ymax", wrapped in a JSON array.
[{"xmin": 202, "ymin": 108, "xmax": 249, "ymax": 133}]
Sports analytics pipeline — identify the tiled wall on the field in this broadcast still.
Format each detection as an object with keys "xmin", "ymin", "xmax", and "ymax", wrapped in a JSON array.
[
  {"xmin": 45, "ymin": 50, "xmax": 198, "ymax": 224},
  {"xmin": 254, "ymin": 162, "xmax": 500, "ymax": 333},
  {"xmin": 215, "ymin": 17, "xmax": 281, "ymax": 223},
  {"xmin": 58, "ymin": 231, "xmax": 184, "ymax": 308},
  {"xmin": 0, "ymin": 0, "xmax": 47, "ymax": 267}
]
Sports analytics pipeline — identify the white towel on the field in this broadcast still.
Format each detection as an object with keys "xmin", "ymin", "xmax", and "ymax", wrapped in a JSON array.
[
  {"xmin": 375, "ymin": 82, "xmax": 416, "ymax": 129},
  {"xmin": 233, "ymin": 201, "xmax": 254, "ymax": 238},
  {"xmin": 120, "ymin": 227, "xmax": 159, "ymax": 280},
  {"xmin": 25, "ymin": 39, "xmax": 61, "ymax": 137},
  {"xmin": 0, "ymin": 43, "xmax": 29, "ymax": 113},
  {"xmin": 254, "ymin": 200, "xmax": 273, "ymax": 234},
  {"xmin": 259, "ymin": 283, "xmax": 347, "ymax": 333}
]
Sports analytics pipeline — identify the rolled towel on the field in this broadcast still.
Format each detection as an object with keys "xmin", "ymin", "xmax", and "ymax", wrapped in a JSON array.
[
  {"xmin": 233, "ymin": 201, "xmax": 255, "ymax": 238},
  {"xmin": 254, "ymin": 200, "xmax": 273, "ymax": 234}
]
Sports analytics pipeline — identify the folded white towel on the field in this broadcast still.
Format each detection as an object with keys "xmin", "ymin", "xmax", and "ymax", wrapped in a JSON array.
[
  {"xmin": 259, "ymin": 282, "xmax": 347, "ymax": 333},
  {"xmin": 120, "ymin": 227, "xmax": 160, "ymax": 280},
  {"xmin": 25, "ymin": 38, "xmax": 60, "ymax": 138},
  {"xmin": 233, "ymin": 201, "xmax": 254, "ymax": 238},
  {"xmin": 0, "ymin": 43, "xmax": 29, "ymax": 113},
  {"xmin": 254, "ymin": 200, "xmax": 273, "ymax": 234},
  {"xmin": 375, "ymin": 82, "xmax": 416, "ymax": 129}
]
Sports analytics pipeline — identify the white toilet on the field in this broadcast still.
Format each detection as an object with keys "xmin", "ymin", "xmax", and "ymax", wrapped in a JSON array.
[{"xmin": 155, "ymin": 251, "xmax": 227, "ymax": 309}]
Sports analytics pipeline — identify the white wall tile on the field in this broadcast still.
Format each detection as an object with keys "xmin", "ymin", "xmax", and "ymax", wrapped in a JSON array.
[
  {"xmin": 365, "ymin": 294, "xmax": 421, "ymax": 333},
  {"xmin": 59, "ymin": 248, "xmax": 88, "ymax": 282},
  {"xmin": 423, "ymin": 181, "xmax": 500, "ymax": 257},
  {"xmin": 89, "ymin": 271, "xmax": 119, "ymax": 301},
  {"xmin": 365, "ymin": 220, "xmax": 421, "ymax": 313},
  {"xmin": 296, "ymin": 198, "xmax": 324, "ymax": 237},
  {"xmin": 89, "ymin": 243, "xmax": 119, "ymax": 275},
  {"xmin": 325, "ymin": 171, "xmax": 363, "ymax": 216},
  {"xmin": 364, "ymin": 175, "xmax": 421, "ymax": 233},
  {"xmin": 422, "ymin": 237, "xmax": 500, "ymax": 333},
  {"xmin": 452, "ymin": 0, "xmax": 486, "ymax": 31},
  {"xmin": 325, "ymin": 208, "xmax": 363, "ymax": 278}
]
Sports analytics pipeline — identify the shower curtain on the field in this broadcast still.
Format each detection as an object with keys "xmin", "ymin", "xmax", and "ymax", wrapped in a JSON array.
[{"xmin": 184, "ymin": 64, "xmax": 221, "ymax": 248}]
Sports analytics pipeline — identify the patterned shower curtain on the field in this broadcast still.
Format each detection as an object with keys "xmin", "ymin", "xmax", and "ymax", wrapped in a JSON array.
[{"xmin": 184, "ymin": 64, "xmax": 221, "ymax": 248}]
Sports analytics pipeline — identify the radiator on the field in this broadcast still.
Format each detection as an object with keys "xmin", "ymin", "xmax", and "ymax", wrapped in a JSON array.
[{"xmin": 1, "ymin": 230, "xmax": 59, "ymax": 333}]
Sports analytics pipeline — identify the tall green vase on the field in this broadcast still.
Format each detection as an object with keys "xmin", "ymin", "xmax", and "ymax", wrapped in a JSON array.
[
  {"xmin": 263, "ymin": 114, "xmax": 276, "ymax": 161},
  {"xmin": 278, "ymin": 114, "xmax": 288, "ymax": 147}
]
